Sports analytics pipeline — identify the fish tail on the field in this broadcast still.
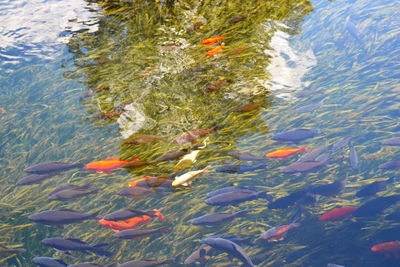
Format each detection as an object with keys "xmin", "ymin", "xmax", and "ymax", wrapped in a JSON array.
[
  {"xmin": 259, "ymin": 191, "xmax": 273, "ymax": 201},
  {"xmin": 90, "ymin": 210, "xmax": 102, "ymax": 219},
  {"xmin": 235, "ymin": 210, "xmax": 249, "ymax": 217},
  {"xmin": 152, "ymin": 209, "xmax": 167, "ymax": 221},
  {"xmin": 90, "ymin": 243, "xmax": 113, "ymax": 257},
  {"xmin": 127, "ymin": 157, "xmax": 140, "ymax": 162}
]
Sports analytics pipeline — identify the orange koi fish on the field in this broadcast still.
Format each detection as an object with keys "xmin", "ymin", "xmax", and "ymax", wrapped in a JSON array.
[
  {"xmin": 85, "ymin": 157, "xmax": 139, "ymax": 174},
  {"xmin": 266, "ymin": 147, "xmax": 307, "ymax": 159},
  {"xmin": 128, "ymin": 176, "xmax": 171, "ymax": 188},
  {"xmin": 319, "ymin": 207, "xmax": 357, "ymax": 222},
  {"xmin": 98, "ymin": 209, "xmax": 166, "ymax": 232},
  {"xmin": 206, "ymin": 45, "xmax": 224, "ymax": 56},
  {"xmin": 371, "ymin": 241, "xmax": 400, "ymax": 257},
  {"xmin": 260, "ymin": 222, "xmax": 300, "ymax": 242},
  {"xmin": 200, "ymin": 36, "xmax": 224, "ymax": 45}
]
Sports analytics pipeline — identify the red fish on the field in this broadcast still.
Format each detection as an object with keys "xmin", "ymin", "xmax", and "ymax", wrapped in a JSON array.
[
  {"xmin": 266, "ymin": 147, "xmax": 307, "ymax": 159},
  {"xmin": 206, "ymin": 45, "xmax": 223, "ymax": 56},
  {"xmin": 98, "ymin": 209, "xmax": 166, "ymax": 232},
  {"xmin": 200, "ymin": 36, "xmax": 224, "ymax": 45},
  {"xmin": 85, "ymin": 157, "xmax": 139, "ymax": 174},
  {"xmin": 371, "ymin": 241, "xmax": 400, "ymax": 258},
  {"xmin": 260, "ymin": 223, "xmax": 300, "ymax": 242},
  {"xmin": 319, "ymin": 207, "xmax": 357, "ymax": 222}
]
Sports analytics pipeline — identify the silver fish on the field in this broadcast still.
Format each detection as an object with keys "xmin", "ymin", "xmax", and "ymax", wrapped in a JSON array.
[{"xmin": 349, "ymin": 141, "xmax": 359, "ymax": 169}]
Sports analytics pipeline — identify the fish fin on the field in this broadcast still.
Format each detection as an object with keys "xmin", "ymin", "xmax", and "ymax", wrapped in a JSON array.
[
  {"xmin": 111, "ymin": 229, "xmax": 120, "ymax": 232},
  {"xmin": 300, "ymin": 146, "xmax": 308, "ymax": 152},
  {"xmin": 91, "ymin": 244, "xmax": 113, "ymax": 258},
  {"xmin": 152, "ymin": 209, "xmax": 167, "ymax": 221},
  {"xmin": 235, "ymin": 210, "xmax": 249, "ymax": 217},
  {"xmin": 127, "ymin": 157, "xmax": 139, "ymax": 162},
  {"xmin": 104, "ymin": 158, "xmax": 120, "ymax": 161},
  {"xmin": 134, "ymin": 237, "xmax": 142, "ymax": 241},
  {"xmin": 96, "ymin": 171, "xmax": 104, "ymax": 174},
  {"xmin": 90, "ymin": 210, "xmax": 102, "ymax": 219},
  {"xmin": 55, "ymin": 249, "xmax": 76, "ymax": 258}
]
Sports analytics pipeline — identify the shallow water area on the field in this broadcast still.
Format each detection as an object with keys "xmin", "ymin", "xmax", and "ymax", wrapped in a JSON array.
[{"xmin": 0, "ymin": 0, "xmax": 399, "ymax": 266}]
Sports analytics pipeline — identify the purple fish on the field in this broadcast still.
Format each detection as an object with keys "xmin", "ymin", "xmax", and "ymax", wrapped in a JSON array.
[
  {"xmin": 308, "ymin": 179, "xmax": 346, "ymax": 196},
  {"xmin": 353, "ymin": 195, "xmax": 400, "ymax": 217},
  {"xmin": 205, "ymin": 190, "xmax": 272, "ymax": 206},
  {"xmin": 382, "ymin": 137, "xmax": 400, "ymax": 146},
  {"xmin": 379, "ymin": 159, "xmax": 400, "ymax": 170},
  {"xmin": 206, "ymin": 186, "xmax": 257, "ymax": 198},
  {"xmin": 192, "ymin": 210, "xmax": 248, "ymax": 226},
  {"xmin": 28, "ymin": 209, "xmax": 100, "ymax": 225},
  {"xmin": 201, "ymin": 237, "xmax": 254, "ymax": 267},
  {"xmin": 113, "ymin": 226, "xmax": 168, "ymax": 240},
  {"xmin": 102, "ymin": 209, "xmax": 152, "ymax": 221},
  {"xmin": 271, "ymin": 129, "xmax": 321, "ymax": 142},
  {"xmin": 48, "ymin": 186, "xmax": 98, "ymax": 201},
  {"xmin": 16, "ymin": 174, "xmax": 53, "ymax": 185},
  {"xmin": 118, "ymin": 259, "xmax": 174, "ymax": 267},
  {"xmin": 41, "ymin": 237, "xmax": 112, "ymax": 257},
  {"xmin": 281, "ymin": 161, "xmax": 327, "ymax": 173},
  {"xmin": 25, "ymin": 162, "xmax": 83, "ymax": 174},
  {"xmin": 33, "ymin": 257, "xmax": 67, "ymax": 267}
]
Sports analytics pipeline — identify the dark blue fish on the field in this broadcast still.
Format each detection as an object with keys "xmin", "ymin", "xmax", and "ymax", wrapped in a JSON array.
[
  {"xmin": 271, "ymin": 129, "xmax": 321, "ymax": 142},
  {"xmin": 308, "ymin": 179, "xmax": 346, "ymax": 197},
  {"xmin": 25, "ymin": 162, "xmax": 83, "ymax": 174},
  {"xmin": 28, "ymin": 209, "xmax": 100, "ymax": 225},
  {"xmin": 382, "ymin": 137, "xmax": 400, "ymax": 146},
  {"xmin": 49, "ymin": 185, "xmax": 86, "ymax": 196},
  {"xmin": 118, "ymin": 259, "xmax": 174, "ymax": 266},
  {"xmin": 385, "ymin": 209, "xmax": 400, "ymax": 221},
  {"xmin": 349, "ymin": 141, "xmax": 359, "ymax": 169},
  {"xmin": 32, "ymin": 257, "xmax": 67, "ymax": 267},
  {"xmin": 103, "ymin": 208, "xmax": 152, "ymax": 221},
  {"xmin": 379, "ymin": 159, "xmax": 400, "ymax": 170},
  {"xmin": 201, "ymin": 237, "xmax": 254, "ymax": 266},
  {"xmin": 268, "ymin": 189, "xmax": 308, "ymax": 209},
  {"xmin": 69, "ymin": 264, "xmax": 111, "ymax": 267},
  {"xmin": 16, "ymin": 174, "xmax": 53, "ymax": 185},
  {"xmin": 112, "ymin": 226, "xmax": 168, "ymax": 240},
  {"xmin": 215, "ymin": 163, "xmax": 266, "ymax": 174},
  {"xmin": 117, "ymin": 186, "xmax": 166, "ymax": 198},
  {"xmin": 205, "ymin": 190, "xmax": 272, "ymax": 206},
  {"xmin": 41, "ymin": 238, "xmax": 112, "ymax": 257},
  {"xmin": 281, "ymin": 161, "xmax": 327, "ymax": 173},
  {"xmin": 206, "ymin": 186, "xmax": 257, "ymax": 198},
  {"xmin": 356, "ymin": 178, "xmax": 394, "ymax": 197},
  {"xmin": 327, "ymin": 264, "xmax": 345, "ymax": 267},
  {"xmin": 48, "ymin": 185, "xmax": 98, "ymax": 201},
  {"xmin": 353, "ymin": 195, "xmax": 400, "ymax": 217},
  {"xmin": 228, "ymin": 152, "xmax": 266, "ymax": 161},
  {"xmin": 192, "ymin": 210, "xmax": 248, "ymax": 226}
]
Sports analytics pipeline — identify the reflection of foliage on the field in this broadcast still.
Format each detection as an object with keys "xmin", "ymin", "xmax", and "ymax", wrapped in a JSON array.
[
  {"xmin": 68, "ymin": 0, "xmax": 313, "ymax": 144},
  {"xmin": 62, "ymin": 0, "xmax": 316, "ymax": 266}
]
